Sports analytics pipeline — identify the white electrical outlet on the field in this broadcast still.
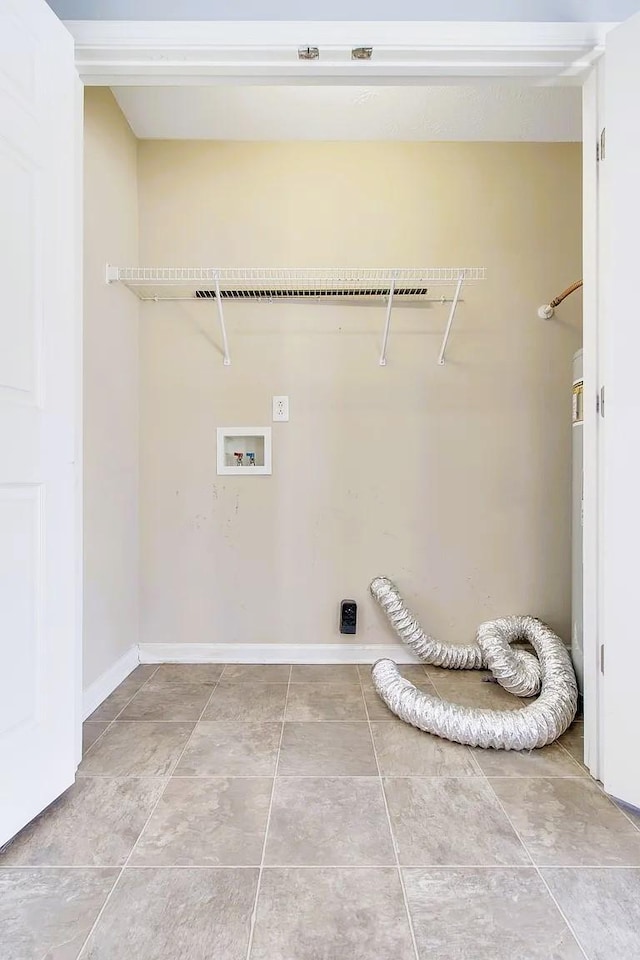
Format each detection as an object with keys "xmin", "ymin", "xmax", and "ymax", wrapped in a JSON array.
[{"xmin": 272, "ymin": 396, "xmax": 289, "ymax": 422}]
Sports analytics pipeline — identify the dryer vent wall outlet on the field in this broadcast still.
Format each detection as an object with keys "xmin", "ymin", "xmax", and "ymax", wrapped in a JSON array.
[{"xmin": 340, "ymin": 600, "xmax": 357, "ymax": 635}]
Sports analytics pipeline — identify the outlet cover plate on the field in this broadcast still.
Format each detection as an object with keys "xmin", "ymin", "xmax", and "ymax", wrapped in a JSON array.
[{"xmin": 273, "ymin": 396, "xmax": 289, "ymax": 422}]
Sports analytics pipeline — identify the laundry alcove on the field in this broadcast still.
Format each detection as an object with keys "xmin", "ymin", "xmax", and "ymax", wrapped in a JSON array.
[{"xmin": 83, "ymin": 85, "xmax": 582, "ymax": 684}]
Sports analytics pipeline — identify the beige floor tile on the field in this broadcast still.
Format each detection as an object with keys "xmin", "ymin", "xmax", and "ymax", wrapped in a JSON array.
[
  {"xmin": 221, "ymin": 664, "xmax": 290, "ymax": 682},
  {"xmin": 150, "ymin": 664, "xmax": 224, "ymax": 684},
  {"xmin": 371, "ymin": 722, "xmax": 480, "ymax": 777},
  {"xmin": 127, "ymin": 665, "xmax": 158, "ymax": 683},
  {"xmin": 558, "ymin": 722, "xmax": 585, "ymax": 766},
  {"xmin": 202, "ymin": 682, "xmax": 287, "ymax": 721},
  {"xmin": 265, "ymin": 778, "xmax": 395, "ymax": 866},
  {"xmin": 491, "ymin": 777, "xmax": 640, "ymax": 866},
  {"xmin": 357, "ymin": 669, "xmax": 377, "ymax": 692},
  {"xmin": 0, "ymin": 778, "xmax": 164, "ymax": 866},
  {"xmin": 357, "ymin": 663, "xmax": 375, "ymax": 682},
  {"xmin": 542, "ymin": 867, "xmax": 640, "ymax": 960},
  {"xmin": 423, "ymin": 665, "xmax": 493, "ymax": 682},
  {"xmin": 616, "ymin": 799, "xmax": 640, "ymax": 830},
  {"xmin": 86, "ymin": 693, "xmax": 130, "ymax": 723},
  {"xmin": 82, "ymin": 722, "xmax": 109, "ymax": 754},
  {"xmin": 0, "ymin": 867, "xmax": 118, "ymax": 960},
  {"xmin": 384, "ymin": 777, "xmax": 528, "ymax": 865},
  {"xmin": 81, "ymin": 868, "xmax": 258, "ymax": 960},
  {"xmin": 250, "ymin": 868, "xmax": 415, "ymax": 960},
  {"xmin": 431, "ymin": 676, "xmax": 531, "ymax": 711},
  {"xmin": 130, "ymin": 777, "xmax": 272, "ymax": 866},
  {"xmin": 290, "ymin": 665, "xmax": 360, "ymax": 683},
  {"xmin": 86, "ymin": 681, "xmax": 143, "ymax": 722},
  {"xmin": 404, "ymin": 867, "xmax": 584, "ymax": 959},
  {"xmin": 278, "ymin": 722, "xmax": 377, "ymax": 776},
  {"xmin": 363, "ymin": 689, "xmax": 403, "ymax": 719},
  {"xmin": 174, "ymin": 721, "xmax": 281, "ymax": 776},
  {"xmin": 471, "ymin": 742, "xmax": 587, "ymax": 778},
  {"xmin": 78, "ymin": 722, "xmax": 194, "ymax": 778},
  {"xmin": 86, "ymin": 669, "xmax": 158, "ymax": 722},
  {"xmin": 285, "ymin": 683, "xmax": 366, "ymax": 721},
  {"xmin": 117, "ymin": 682, "xmax": 213, "ymax": 721}
]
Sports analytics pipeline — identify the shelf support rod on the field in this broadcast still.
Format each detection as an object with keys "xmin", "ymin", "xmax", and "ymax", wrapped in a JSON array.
[
  {"xmin": 379, "ymin": 279, "xmax": 396, "ymax": 366},
  {"xmin": 215, "ymin": 279, "xmax": 231, "ymax": 366},
  {"xmin": 438, "ymin": 275, "xmax": 464, "ymax": 365}
]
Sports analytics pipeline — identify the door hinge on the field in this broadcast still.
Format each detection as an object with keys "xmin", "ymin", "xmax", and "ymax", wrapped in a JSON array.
[
  {"xmin": 596, "ymin": 385, "xmax": 605, "ymax": 417},
  {"xmin": 600, "ymin": 643, "xmax": 605, "ymax": 674},
  {"xmin": 599, "ymin": 127, "xmax": 606, "ymax": 161}
]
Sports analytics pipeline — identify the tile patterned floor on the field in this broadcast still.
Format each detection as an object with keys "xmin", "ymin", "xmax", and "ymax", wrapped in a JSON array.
[{"xmin": 2, "ymin": 663, "xmax": 640, "ymax": 960}]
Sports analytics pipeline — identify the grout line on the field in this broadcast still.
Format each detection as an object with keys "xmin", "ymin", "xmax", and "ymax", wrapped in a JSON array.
[
  {"xmin": 476, "ymin": 781, "xmax": 535, "ymax": 872},
  {"xmin": 530, "ymin": 727, "xmax": 640, "ymax": 831},
  {"xmin": 590, "ymin": 777, "xmax": 640, "ymax": 827},
  {"xmin": 555, "ymin": 737, "xmax": 590, "ymax": 777},
  {"xmin": 73, "ymin": 773, "xmax": 592, "ymax": 781},
  {"xmin": 159, "ymin": 676, "xmax": 223, "ymax": 784},
  {"xmin": 244, "ymin": 664, "xmax": 291, "ymax": 960},
  {"xmin": 81, "ymin": 675, "xmax": 229, "ymax": 752},
  {"xmin": 138, "ymin": 665, "xmax": 161, "ymax": 685},
  {"xmin": 456, "ymin": 774, "xmax": 589, "ymax": 780},
  {"xmin": 73, "ymin": 868, "xmax": 123, "ymax": 957},
  {"xmin": 90, "ymin": 719, "xmax": 285, "ymax": 724},
  {"xmin": 75, "ymin": 672, "xmax": 222, "ymax": 959},
  {"xmin": 112, "ymin": 665, "xmax": 162, "ymax": 717},
  {"xmin": 612, "ymin": 800, "xmax": 640, "ymax": 833},
  {"xmin": 535, "ymin": 871, "xmax": 592, "ymax": 960},
  {"xmin": 82, "ymin": 666, "xmax": 162, "ymax": 756},
  {"xmin": 83, "ymin": 718, "xmax": 371, "ymax": 724},
  {"xmin": 112, "ymin": 669, "xmax": 221, "ymax": 722},
  {"xmin": 361, "ymin": 668, "xmax": 422, "ymax": 960},
  {"xmin": 464, "ymin": 749, "xmax": 485, "ymax": 777},
  {"xmin": 482, "ymin": 777, "xmax": 591, "ymax": 960},
  {"xmin": 4, "ymin": 863, "xmax": 640, "ymax": 871},
  {"xmin": 81, "ymin": 723, "xmax": 112, "ymax": 757}
]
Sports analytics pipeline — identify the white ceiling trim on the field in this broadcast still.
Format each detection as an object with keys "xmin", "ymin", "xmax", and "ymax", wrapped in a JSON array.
[{"xmin": 67, "ymin": 20, "xmax": 609, "ymax": 85}]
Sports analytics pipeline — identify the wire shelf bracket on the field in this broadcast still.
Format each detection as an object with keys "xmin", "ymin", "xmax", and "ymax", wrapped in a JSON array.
[
  {"xmin": 214, "ymin": 277, "xmax": 231, "ymax": 366},
  {"xmin": 106, "ymin": 265, "xmax": 486, "ymax": 366},
  {"xmin": 438, "ymin": 274, "xmax": 465, "ymax": 366},
  {"xmin": 379, "ymin": 279, "xmax": 395, "ymax": 367}
]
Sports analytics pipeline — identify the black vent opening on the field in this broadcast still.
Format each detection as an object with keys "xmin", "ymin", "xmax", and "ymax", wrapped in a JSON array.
[{"xmin": 195, "ymin": 287, "xmax": 429, "ymax": 300}]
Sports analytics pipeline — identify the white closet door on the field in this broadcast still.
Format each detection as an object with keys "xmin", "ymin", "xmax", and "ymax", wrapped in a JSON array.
[
  {"xmin": 0, "ymin": 0, "xmax": 80, "ymax": 844},
  {"xmin": 601, "ymin": 10, "xmax": 640, "ymax": 808}
]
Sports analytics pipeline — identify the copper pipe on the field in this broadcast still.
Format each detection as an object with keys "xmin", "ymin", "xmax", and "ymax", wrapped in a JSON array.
[{"xmin": 549, "ymin": 280, "xmax": 583, "ymax": 310}]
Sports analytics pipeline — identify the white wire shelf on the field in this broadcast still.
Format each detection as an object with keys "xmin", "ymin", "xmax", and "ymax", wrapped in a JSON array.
[
  {"xmin": 106, "ymin": 265, "xmax": 486, "ymax": 365},
  {"xmin": 107, "ymin": 266, "xmax": 484, "ymax": 299}
]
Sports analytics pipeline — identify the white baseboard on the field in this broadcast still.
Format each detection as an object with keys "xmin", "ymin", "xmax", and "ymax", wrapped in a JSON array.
[
  {"xmin": 138, "ymin": 642, "xmax": 422, "ymax": 665},
  {"xmin": 82, "ymin": 646, "xmax": 139, "ymax": 720}
]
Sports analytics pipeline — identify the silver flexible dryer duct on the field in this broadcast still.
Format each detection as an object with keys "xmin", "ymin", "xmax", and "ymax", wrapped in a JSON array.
[
  {"xmin": 370, "ymin": 577, "xmax": 578, "ymax": 750},
  {"xmin": 370, "ymin": 578, "xmax": 542, "ymax": 697}
]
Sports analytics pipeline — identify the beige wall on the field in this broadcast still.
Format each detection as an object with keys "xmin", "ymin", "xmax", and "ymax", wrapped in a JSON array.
[
  {"xmin": 137, "ymin": 140, "xmax": 581, "ymax": 651},
  {"xmin": 83, "ymin": 89, "xmax": 139, "ymax": 686}
]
